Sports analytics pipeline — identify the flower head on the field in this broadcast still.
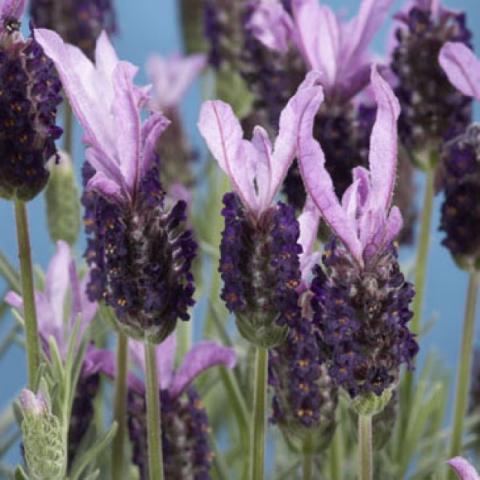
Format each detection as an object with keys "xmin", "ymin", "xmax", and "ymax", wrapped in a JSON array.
[
  {"xmin": 30, "ymin": 0, "xmax": 116, "ymax": 58},
  {"xmin": 448, "ymin": 457, "xmax": 480, "ymax": 480},
  {"xmin": 0, "ymin": 0, "xmax": 63, "ymax": 201},
  {"xmin": 96, "ymin": 334, "xmax": 236, "ymax": 479},
  {"xmin": 36, "ymin": 29, "xmax": 197, "ymax": 343},
  {"xmin": 251, "ymin": 0, "xmax": 394, "ymax": 101},
  {"xmin": 6, "ymin": 241, "xmax": 96, "ymax": 358}
]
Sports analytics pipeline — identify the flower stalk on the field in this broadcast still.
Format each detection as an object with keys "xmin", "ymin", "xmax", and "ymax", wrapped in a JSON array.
[
  {"xmin": 111, "ymin": 332, "xmax": 128, "ymax": 480},
  {"xmin": 145, "ymin": 342, "xmax": 165, "ymax": 480},
  {"xmin": 358, "ymin": 414, "xmax": 373, "ymax": 480},
  {"xmin": 250, "ymin": 346, "xmax": 268, "ymax": 480},
  {"xmin": 14, "ymin": 200, "xmax": 40, "ymax": 388},
  {"xmin": 302, "ymin": 435, "xmax": 313, "ymax": 480},
  {"xmin": 448, "ymin": 272, "xmax": 479, "ymax": 467}
]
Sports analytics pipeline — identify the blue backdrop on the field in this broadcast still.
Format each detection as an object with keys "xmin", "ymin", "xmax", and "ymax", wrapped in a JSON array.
[{"xmin": 0, "ymin": 0, "xmax": 479, "ymax": 466}]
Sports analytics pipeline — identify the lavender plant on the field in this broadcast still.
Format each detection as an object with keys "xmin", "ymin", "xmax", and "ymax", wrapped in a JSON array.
[{"xmin": 0, "ymin": 0, "xmax": 480, "ymax": 479}]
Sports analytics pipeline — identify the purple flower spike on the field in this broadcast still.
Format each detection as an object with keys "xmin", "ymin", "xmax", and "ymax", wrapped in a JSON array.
[
  {"xmin": 96, "ymin": 335, "xmax": 236, "ymax": 480},
  {"xmin": 439, "ymin": 42, "xmax": 480, "ymax": 101},
  {"xmin": 298, "ymin": 66, "xmax": 402, "ymax": 267},
  {"xmin": 448, "ymin": 457, "xmax": 480, "ymax": 480}
]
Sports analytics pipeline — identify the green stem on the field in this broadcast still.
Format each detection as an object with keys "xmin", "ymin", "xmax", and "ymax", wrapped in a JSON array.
[
  {"xmin": 176, "ymin": 320, "xmax": 192, "ymax": 362},
  {"xmin": 330, "ymin": 424, "xmax": 343, "ymax": 480},
  {"xmin": 14, "ymin": 200, "xmax": 40, "ymax": 388},
  {"xmin": 63, "ymin": 101, "xmax": 74, "ymax": 155},
  {"xmin": 358, "ymin": 415, "xmax": 373, "ymax": 480},
  {"xmin": 448, "ymin": 272, "xmax": 479, "ymax": 466},
  {"xmin": 145, "ymin": 342, "xmax": 164, "ymax": 480},
  {"xmin": 411, "ymin": 167, "xmax": 435, "ymax": 336},
  {"xmin": 250, "ymin": 347, "xmax": 268, "ymax": 480},
  {"xmin": 402, "ymin": 167, "xmax": 435, "ymax": 430},
  {"xmin": 302, "ymin": 435, "xmax": 313, "ymax": 480},
  {"xmin": 111, "ymin": 333, "xmax": 128, "ymax": 480}
]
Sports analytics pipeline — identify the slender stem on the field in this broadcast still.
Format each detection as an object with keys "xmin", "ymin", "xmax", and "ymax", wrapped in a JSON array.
[
  {"xmin": 411, "ymin": 167, "xmax": 435, "ymax": 336},
  {"xmin": 111, "ymin": 332, "xmax": 128, "ymax": 480},
  {"xmin": 402, "ymin": 167, "xmax": 435, "ymax": 431},
  {"xmin": 176, "ymin": 320, "xmax": 192, "ymax": 362},
  {"xmin": 358, "ymin": 415, "xmax": 373, "ymax": 480},
  {"xmin": 250, "ymin": 347, "xmax": 268, "ymax": 480},
  {"xmin": 330, "ymin": 424, "xmax": 343, "ymax": 480},
  {"xmin": 14, "ymin": 200, "xmax": 40, "ymax": 388},
  {"xmin": 302, "ymin": 435, "xmax": 313, "ymax": 480},
  {"xmin": 145, "ymin": 342, "xmax": 164, "ymax": 480},
  {"xmin": 63, "ymin": 101, "xmax": 74, "ymax": 155},
  {"xmin": 448, "ymin": 272, "xmax": 479, "ymax": 466}
]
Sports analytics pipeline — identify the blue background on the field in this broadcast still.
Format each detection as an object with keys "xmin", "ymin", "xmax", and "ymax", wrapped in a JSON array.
[{"xmin": 1, "ymin": 0, "xmax": 480, "ymax": 467}]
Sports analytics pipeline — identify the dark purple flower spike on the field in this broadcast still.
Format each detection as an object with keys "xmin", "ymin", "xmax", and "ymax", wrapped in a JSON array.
[
  {"xmin": 0, "ymin": 0, "xmax": 62, "ymax": 201},
  {"xmin": 437, "ymin": 43, "xmax": 480, "ymax": 268},
  {"xmin": 35, "ymin": 29, "xmax": 198, "ymax": 344},
  {"xmin": 297, "ymin": 66, "xmax": 418, "ymax": 401},
  {"xmin": 30, "ymin": 0, "xmax": 116, "ymax": 59},
  {"xmin": 390, "ymin": 0, "xmax": 473, "ymax": 152}
]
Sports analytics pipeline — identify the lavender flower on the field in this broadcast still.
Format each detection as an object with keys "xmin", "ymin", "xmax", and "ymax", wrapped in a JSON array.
[
  {"xmin": 390, "ymin": 0, "xmax": 472, "ymax": 152},
  {"xmin": 35, "ymin": 29, "xmax": 197, "ymax": 343},
  {"xmin": 269, "ymin": 198, "xmax": 338, "ymax": 447},
  {"xmin": 147, "ymin": 53, "xmax": 205, "ymax": 190},
  {"xmin": 97, "ymin": 334, "xmax": 236, "ymax": 479},
  {"xmin": 248, "ymin": 0, "xmax": 395, "ymax": 204},
  {"xmin": 0, "ymin": 0, "xmax": 63, "ymax": 201},
  {"xmin": 448, "ymin": 457, "xmax": 480, "ymax": 480},
  {"xmin": 6, "ymin": 241, "xmax": 100, "ymax": 467},
  {"xmin": 297, "ymin": 66, "xmax": 418, "ymax": 400},
  {"xmin": 437, "ymin": 43, "xmax": 480, "ymax": 267},
  {"xmin": 198, "ymin": 75, "xmax": 320, "ymax": 347},
  {"xmin": 29, "ymin": 0, "xmax": 116, "ymax": 58}
]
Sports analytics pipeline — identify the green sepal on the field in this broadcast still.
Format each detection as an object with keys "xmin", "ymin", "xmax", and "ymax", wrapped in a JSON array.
[{"xmin": 351, "ymin": 388, "xmax": 393, "ymax": 417}]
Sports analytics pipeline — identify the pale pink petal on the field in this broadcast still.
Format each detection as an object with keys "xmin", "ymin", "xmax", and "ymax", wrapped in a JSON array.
[
  {"xmin": 383, "ymin": 206, "xmax": 403, "ymax": 247},
  {"xmin": 340, "ymin": 0, "xmax": 394, "ymax": 76},
  {"xmin": 296, "ymin": 74, "xmax": 363, "ymax": 265},
  {"xmin": 270, "ymin": 71, "xmax": 327, "ymax": 202},
  {"xmin": 155, "ymin": 334, "xmax": 177, "ymax": 390},
  {"xmin": 141, "ymin": 112, "xmax": 171, "ymax": 175},
  {"xmin": 298, "ymin": 196, "xmax": 321, "ymax": 282},
  {"xmin": 34, "ymin": 29, "xmax": 117, "ymax": 168},
  {"xmin": 45, "ymin": 241, "xmax": 71, "ymax": 329},
  {"xmin": 95, "ymin": 31, "xmax": 119, "ymax": 83},
  {"xmin": 87, "ymin": 172, "xmax": 124, "ymax": 203},
  {"xmin": 368, "ymin": 65, "xmax": 400, "ymax": 213},
  {"xmin": 251, "ymin": 126, "xmax": 273, "ymax": 211},
  {"xmin": 85, "ymin": 147, "xmax": 124, "ymax": 189},
  {"xmin": 439, "ymin": 42, "xmax": 480, "ymax": 101},
  {"xmin": 170, "ymin": 342, "xmax": 236, "ymax": 398},
  {"xmin": 112, "ymin": 62, "xmax": 142, "ymax": 194},
  {"xmin": 148, "ymin": 53, "xmax": 206, "ymax": 110},
  {"xmin": 4, "ymin": 291, "xmax": 23, "ymax": 310},
  {"xmin": 198, "ymin": 100, "xmax": 257, "ymax": 212},
  {"xmin": 247, "ymin": 0, "xmax": 294, "ymax": 54},
  {"xmin": 448, "ymin": 457, "xmax": 480, "ymax": 480},
  {"xmin": 292, "ymin": 0, "xmax": 340, "ymax": 90}
]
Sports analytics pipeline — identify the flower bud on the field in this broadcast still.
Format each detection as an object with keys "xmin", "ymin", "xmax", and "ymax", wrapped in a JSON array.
[
  {"xmin": 351, "ymin": 388, "xmax": 393, "ymax": 417},
  {"xmin": 45, "ymin": 152, "xmax": 81, "ymax": 246},
  {"xmin": 19, "ymin": 389, "xmax": 66, "ymax": 480},
  {"xmin": 219, "ymin": 193, "xmax": 302, "ymax": 348}
]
